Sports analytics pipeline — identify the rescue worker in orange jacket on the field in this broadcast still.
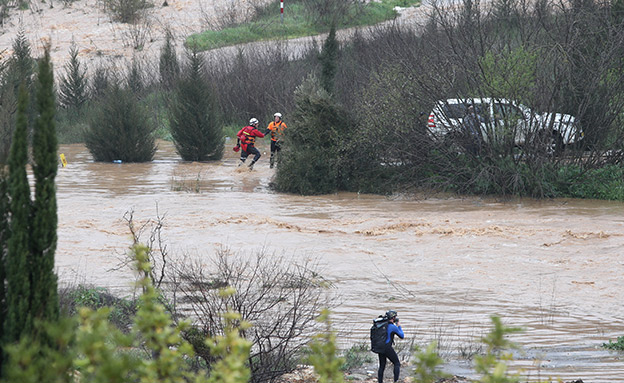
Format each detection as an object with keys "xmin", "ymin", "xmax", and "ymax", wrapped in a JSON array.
[
  {"xmin": 236, "ymin": 118, "xmax": 265, "ymax": 170},
  {"xmin": 265, "ymin": 112, "xmax": 287, "ymax": 169}
]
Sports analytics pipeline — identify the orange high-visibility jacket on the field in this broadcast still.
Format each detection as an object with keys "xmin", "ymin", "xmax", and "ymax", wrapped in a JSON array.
[{"xmin": 266, "ymin": 120, "xmax": 287, "ymax": 142}]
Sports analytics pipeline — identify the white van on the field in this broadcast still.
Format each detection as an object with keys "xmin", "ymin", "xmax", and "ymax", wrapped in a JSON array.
[{"xmin": 427, "ymin": 98, "xmax": 584, "ymax": 151}]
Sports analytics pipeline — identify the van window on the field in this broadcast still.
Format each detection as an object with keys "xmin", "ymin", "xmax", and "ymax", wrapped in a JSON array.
[
  {"xmin": 441, "ymin": 104, "xmax": 467, "ymax": 119},
  {"xmin": 494, "ymin": 103, "xmax": 523, "ymax": 120},
  {"xmin": 441, "ymin": 102, "xmax": 490, "ymax": 120}
]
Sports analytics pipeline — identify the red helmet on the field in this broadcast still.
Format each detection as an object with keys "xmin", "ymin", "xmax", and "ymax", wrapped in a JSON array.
[{"xmin": 233, "ymin": 145, "xmax": 240, "ymax": 152}]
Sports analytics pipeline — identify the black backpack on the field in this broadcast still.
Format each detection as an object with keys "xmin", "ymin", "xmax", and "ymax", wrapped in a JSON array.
[{"xmin": 370, "ymin": 316, "xmax": 389, "ymax": 353}]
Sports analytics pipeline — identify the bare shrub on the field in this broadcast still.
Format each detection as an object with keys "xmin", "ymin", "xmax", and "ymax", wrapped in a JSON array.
[
  {"xmin": 172, "ymin": 249, "xmax": 332, "ymax": 383},
  {"xmin": 117, "ymin": 208, "xmax": 169, "ymax": 290},
  {"xmin": 122, "ymin": 13, "xmax": 153, "ymax": 50},
  {"xmin": 102, "ymin": 0, "xmax": 152, "ymax": 23},
  {"xmin": 206, "ymin": 41, "xmax": 313, "ymax": 125},
  {"xmin": 299, "ymin": 0, "xmax": 358, "ymax": 27},
  {"xmin": 199, "ymin": 0, "xmax": 270, "ymax": 30},
  {"xmin": 117, "ymin": 210, "xmax": 333, "ymax": 382}
]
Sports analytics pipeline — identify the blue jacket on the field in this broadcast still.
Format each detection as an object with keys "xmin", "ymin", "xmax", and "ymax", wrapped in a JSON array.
[{"xmin": 386, "ymin": 323, "xmax": 404, "ymax": 344}]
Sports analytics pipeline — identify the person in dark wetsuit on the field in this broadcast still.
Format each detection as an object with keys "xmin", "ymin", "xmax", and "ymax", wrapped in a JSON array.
[{"xmin": 377, "ymin": 310, "xmax": 404, "ymax": 383}]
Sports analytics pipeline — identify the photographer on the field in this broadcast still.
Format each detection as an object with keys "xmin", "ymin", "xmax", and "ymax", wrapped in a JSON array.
[{"xmin": 377, "ymin": 310, "xmax": 404, "ymax": 383}]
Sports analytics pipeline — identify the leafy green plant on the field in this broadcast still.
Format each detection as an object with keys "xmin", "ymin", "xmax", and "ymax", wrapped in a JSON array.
[
  {"xmin": 85, "ymin": 84, "xmax": 156, "ymax": 162},
  {"xmin": 307, "ymin": 309, "xmax": 344, "ymax": 383},
  {"xmin": 474, "ymin": 316, "xmax": 523, "ymax": 383},
  {"xmin": 340, "ymin": 343, "xmax": 373, "ymax": 372},
  {"xmin": 4, "ymin": 244, "xmax": 208, "ymax": 382},
  {"xmin": 412, "ymin": 342, "xmax": 448, "ymax": 383},
  {"xmin": 603, "ymin": 335, "xmax": 624, "ymax": 351},
  {"xmin": 205, "ymin": 287, "xmax": 253, "ymax": 383}
]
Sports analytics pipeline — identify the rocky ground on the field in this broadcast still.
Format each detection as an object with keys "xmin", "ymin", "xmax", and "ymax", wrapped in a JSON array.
[{"xmin": 279, "ymin": 364, "xmax": 585, "ymax": 383}]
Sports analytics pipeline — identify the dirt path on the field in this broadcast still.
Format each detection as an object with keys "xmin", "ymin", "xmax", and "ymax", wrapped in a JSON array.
[{"xmin": 0, "ymin": 0, "xmax": 430, "ymax": 75}]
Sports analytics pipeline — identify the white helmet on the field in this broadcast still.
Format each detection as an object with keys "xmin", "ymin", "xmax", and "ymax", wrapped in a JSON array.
[
  {"xmin": 274, "ymin": 112, "xmax": 282, "ymax": 119},
  {"xmin": 249, "ymin": 118, "xmax": 259, "ymax": 125}
]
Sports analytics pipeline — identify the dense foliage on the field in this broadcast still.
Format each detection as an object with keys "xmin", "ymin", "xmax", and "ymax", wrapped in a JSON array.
[
  {"xmin": 169, "ymin": 48, "xmax": 223, "ymax": 161},
  {"xmin": 85, "ymin": 85, "xmax": 156, "ymax": 162},
  {"xmin": 31, "ymin": 48, "xmax": 60, "ymax": 326},
  {"xmin": 2, "ymin": 47, "xmax": 61, "ymax": 375},
  {"xmin": 273, "ymin": 76, "xmax": 352, "ymax": 195},
  {"xmin": 58, "ymin": 44, "xmax": 88, "ymax": 109}
]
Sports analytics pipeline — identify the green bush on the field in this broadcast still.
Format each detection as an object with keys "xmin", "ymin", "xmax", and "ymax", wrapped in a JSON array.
[
  {"xmin": 102, "ymin": 0, "xmax": 152, "ymax": 23},
  {"xmin": 273, "ymin": 75, "xmax": 353, "ymax": 195},
  {"xmin": 603, "ymin": 335, "xmax": 624, "ymax": 351},
  {"xmin": 59, "ymin": 285, "xmax": 137, "ymax": 332},
  {"xmin": 556, "ymin": 164, "xmax": 624, "ymax": 200},
  {"xmin": 306, "ymin": 309, "xmax": 344, "ymax": 383},
  {"xmin": 85, "ymin": 85, "xmax": 156, "ymax": 162},
  {"xmin": 169, "ymin": 49, "xmax": 223, "ymax": 161},
  {"xmin": 340, "ymin": 343, "xmax": 373, "ymax": 372},
  {"xmin": 411, "ymin": 342, "xmax": 447, "ymax": 383},
  {"xmin": 4, "ymin": 244, "xmax": 253, "ymax": 383}
]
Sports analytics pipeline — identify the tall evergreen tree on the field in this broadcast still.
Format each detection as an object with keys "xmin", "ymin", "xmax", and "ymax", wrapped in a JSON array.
[
  {"xmin": 85, "ymin": 85, "xmax": 156, "ymax": 162},
  {"xmin": 126, "ymin": 57, "xmax": 144, "ymax": 97},
  {"xmin": 0, "ymin": 170, "xmax": 8, "ymax": 375},
  {"xmin": 273, "ymin": 75, "xmax": 351, "ymax": 195},
  {"xmin": 4, "ymin": 84, "xmax": 32, "ymax": 345},
  {"xmin": 169, "ymin": 48, "xmax": 223, "ymax": 161},
  {"xmin": 159, "ymin": 30, "xmax": 179, "ymax": 90},
  {"xmin": 7, "ymin": 29, "xmax": 35, "ymax": 94},
  {"xmin": 318, "ymin": 23, "xmax": 338, "ymax": 95},
  {"xmin": 30, "ymin": 47, "xmax": 59, "ymax": 323},
  {"xmin": 58, "ymin": 43, "xmax": 88, "ymax": 109},
  {"xmin": 0, "ymin": 31, "xmax": 36, "ymax": 164},
  {"xmin": 90, "ymin": 65, "xmax": 111, "ymax": 100}
]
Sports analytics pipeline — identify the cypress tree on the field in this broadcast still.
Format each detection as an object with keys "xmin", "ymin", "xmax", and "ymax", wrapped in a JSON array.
[
  {"xmin": 169, "ymin": 48, "xmax": 223, "ymax": 161},
  {"xmin": 7, "ymin": 30, "xmax": 35, "ymax": 94},
  {"xmin": 273, "ymin": 75, "xmax": 351, "ymax": 195},
  {"xmin": 58, "ymin": 43, "xmax": 88, "ymax": 109},
  {"xmin": 318, "ymin": 23, "xmax": 338, "ymax": 95},
  {"xmin": 85, "ymin": 85, "xmax": 156, "ymax": 162},
  {"xmin": 30, "ymin": 47, "xmax": 59, "ymax": 323},
  {"xmin": 0, "ymin": 31, "xmax": 36, "ymax": 164},
  {"xmin": 4, "ymin": 84, "xmax": 32, "ymax": 344},
  {"xmin": 91, "ymin": 65, "xmax": 111, "ymax": 100},
  {"xmin": 126, "ymin": 57, "xmax": 144, "ymax": 97},
  {"xmin": 159, "ymin": 30, "xmax": 179, "ymax": 90},
  {"xmin": 0, "ymin": 170, "xmax": 8, "ymax": 375}
]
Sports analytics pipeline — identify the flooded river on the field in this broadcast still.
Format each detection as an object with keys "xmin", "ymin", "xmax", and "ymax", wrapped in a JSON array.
[{"xmin": 55, "ymin": 140, "xmax": 624, "ymax": 382}]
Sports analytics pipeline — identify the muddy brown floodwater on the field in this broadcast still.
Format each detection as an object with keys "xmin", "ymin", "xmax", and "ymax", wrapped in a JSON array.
[{"xmin": 55, "ymin": 140, "xmax": 624, "ymax": 382}]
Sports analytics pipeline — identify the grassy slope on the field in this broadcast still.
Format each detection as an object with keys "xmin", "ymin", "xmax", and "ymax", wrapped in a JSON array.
[{"xmin": 187, "ymin": 0, "xmax": 421, "ymax": 51}]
